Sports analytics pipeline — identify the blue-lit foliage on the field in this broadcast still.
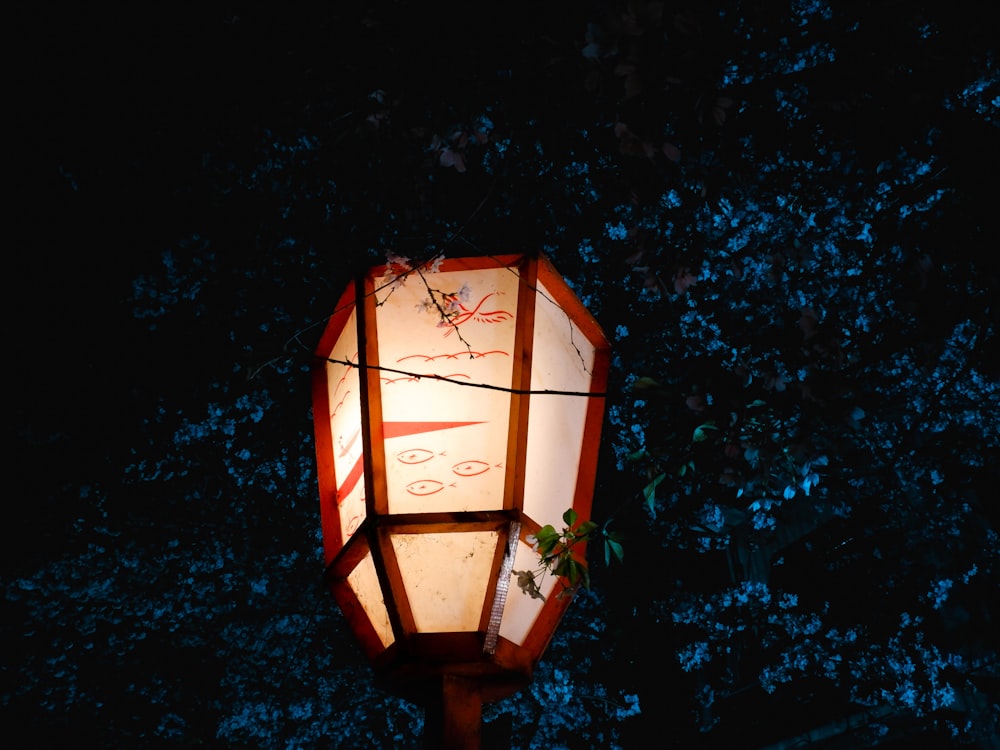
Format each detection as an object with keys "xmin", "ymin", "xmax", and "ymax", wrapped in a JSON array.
[{"xmin": 8, "ymin": 0, "xmax": 998, "ymax": 747}]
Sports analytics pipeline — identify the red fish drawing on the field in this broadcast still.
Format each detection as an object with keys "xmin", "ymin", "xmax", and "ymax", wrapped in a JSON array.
[
  {"xmin": 452, "ymin": 460, "xmax": 493, "ymax": 477},
  {"xmin": 396, "ymin": 448, "xmax": 443, "ymax": 465},
  {"xmin": 405, "ymin": 479, "xmax": 456, "ymax": 496},
  {"xmin": 337, "ymin": 421, "xmax": 484, "ymax": 501}
]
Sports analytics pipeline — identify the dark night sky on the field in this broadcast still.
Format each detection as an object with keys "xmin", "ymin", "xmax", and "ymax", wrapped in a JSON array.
[{"xmin": 15, "ymin": 2, "xmax": 587, "ymax": 527}]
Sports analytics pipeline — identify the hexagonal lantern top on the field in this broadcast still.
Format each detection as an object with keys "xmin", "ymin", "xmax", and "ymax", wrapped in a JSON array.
[{"xmin": 311, "ymin": 253, "xmax": 610, "ymax": 708}]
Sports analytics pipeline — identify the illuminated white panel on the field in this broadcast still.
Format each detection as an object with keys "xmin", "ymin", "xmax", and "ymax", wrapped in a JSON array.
[
  {"xmin": 521, "ymin": 280, "xmax": 596, "ymax": 531},
  {"xmin": 346, "ymin": 549, "xmax": 395, "ymax": 649},
  {"xmin": 498, "ymin": 539, "xmax": 561, "ymax": 645},
  {"xmin": 390, "ymin": 531, "xmax": 499, "ymax": 632},
  {"xmin": 374, "ymin": 268, "xmax": 518, "ymax": 514},
  {"xmin": 326, "ymin": 308, "xmax": 367, "ymax": 547}
]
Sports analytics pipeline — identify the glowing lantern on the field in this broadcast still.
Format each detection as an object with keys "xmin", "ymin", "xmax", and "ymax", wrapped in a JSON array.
[{"xmin": 311, "ymin": 253, "xmax": 610, "ymax": 747}]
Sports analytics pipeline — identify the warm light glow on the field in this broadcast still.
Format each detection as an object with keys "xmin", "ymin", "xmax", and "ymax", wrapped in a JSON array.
[
  {"xmin": 390, "ymin": 531, "xmax": 499, "ymax": 632},
  {"xmin": 373, "ymin": 267, "xmax": 519, "ymax": 515},
  {"xmin": 522, "ymin": 279, "xmax": 598, "ymax": 533},
  {"xmin": 347, "ymin": 549, "xmax": 395, "ymax": 649},
  {"xmin": 312, "ymin": 253, "xmax": 610, "ymax": 694},
  {"xmin": 324, "ymin": 307, "xmax": 366, "ymax": 550},
  {"xmin": 498, "ymin": 539, "xmax": 562, "ymax": 645}
]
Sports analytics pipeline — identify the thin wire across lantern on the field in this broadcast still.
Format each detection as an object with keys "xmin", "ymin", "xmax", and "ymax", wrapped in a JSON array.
[{"xmin": 311, "ymin": 252, "xmax": 610, "ymax": 706}]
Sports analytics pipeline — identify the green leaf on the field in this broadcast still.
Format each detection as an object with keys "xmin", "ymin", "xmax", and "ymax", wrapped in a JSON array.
[
  {"xmin": 566, "ymin": 560, "xmax": 581, "ymax": 586},
  {"xmin": 575, "ymin": 520, "xmax": 598, "ymax": 538},
  {"xmin": 555, "ymin": 557, "xmax": 589, "ymax": 590},
  {"xmin": 535, "ymin": 525, "xmax": 559, "ymax": 555},
  {"xmin": 535, "ymin": 525, "xmax": 557, "ymax": 542},
  {"xmin": 693, "ymin": 422, "xmax": 718, "ymax": 442},
  {"xmin": 676, "ymin": 459, "xmax": 696, "ymax": 477},
  {"xmin": 604, "ymin": 537, "xmax": 624, "ymax": 565},
  {"xmin": 562, "ymin": 508, "xmax": 578, "ymax": 527},
  {"xmin": 643, "ymin": 473, "xmax": 665, "ymax": 512},
  {"xmin": 626, "ymin": 448, "xmax": 649, "ymax": 462},
  {"xmin": 643, "ymin": 473, "xmax": 664, "ymax": 502}
]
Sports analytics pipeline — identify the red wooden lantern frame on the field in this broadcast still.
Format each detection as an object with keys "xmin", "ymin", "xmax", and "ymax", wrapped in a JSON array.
[{"xmin": 311, "ymin": 253, "xmax": 610, "ymax": 715}]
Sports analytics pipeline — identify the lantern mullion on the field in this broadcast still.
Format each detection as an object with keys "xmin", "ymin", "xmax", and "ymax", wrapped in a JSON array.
[
  {"xmin": 517, "ymin": 515, "xmax": 542, "ymax": 543},
  {"xmin": 312, "ymin": 281, "xmax": 362, "ymax": 563},
  {"xmin": 383, "ymin": 511, "xmax": 512, "ymax": 533},
  {"xmin": 326, "ymin": 537, "xmax": 387, "ymax": 660},
  {"xmin": 374, "ymin": 524, "xmax": 417, "ymax": 638},
  {"xmin": 358, "ymin": 274, "xmax": 389, "ymax": 517},
  {"xmin": 502, "ymin": 256, "xmax": 538, "ymax": 511}
]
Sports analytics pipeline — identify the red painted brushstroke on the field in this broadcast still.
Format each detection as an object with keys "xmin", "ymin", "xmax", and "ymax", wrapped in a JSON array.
[
  {"xmin": 382, "ymin": 421, "xmax": 483, "ymax": 439},
  {"xmin": 336, "ymin": 421, "xmax": 484, "ymax": 503}
]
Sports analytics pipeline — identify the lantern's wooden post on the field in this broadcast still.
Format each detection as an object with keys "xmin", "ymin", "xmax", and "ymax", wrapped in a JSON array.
[{"xmin": 424, "ymin": 675, "xmax": 483, "ymax": 750}]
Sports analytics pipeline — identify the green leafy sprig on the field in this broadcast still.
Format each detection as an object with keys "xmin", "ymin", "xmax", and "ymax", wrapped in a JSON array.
[{"xmin": 515, "ymin": 509, "xmax": 625, "ymax": 601}]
